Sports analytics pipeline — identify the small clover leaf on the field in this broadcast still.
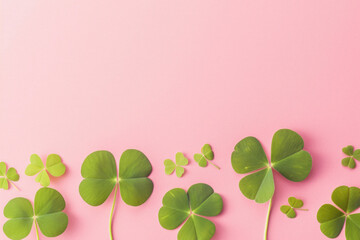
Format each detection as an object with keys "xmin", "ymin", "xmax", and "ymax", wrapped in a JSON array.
[
  {"xmin": 231, "ymin": 129, "xmax": 312, "ymax": 238},
  {"xmin": 79, "ymin": 149, "xmax": 153, "ymax": 239},
  {"xmin": 159, "ymin": 183, "xmax": 223, "ymax": 240},
  {"xmin": 3, "ymin": 187, "xmax": 68, "ymax": 240},
  {"xmin": 317, "ymin": 186, "xmax": 360, "ymax": 239},
  {"xmin": 25, "ymin": 154, "xmax": 66, "ymax": 187},
  {"xmin": 164, "ymin": 152, "xmax": 189, "ymax": 178},
  {"xmin": 0, "ymin": 162, "xmax": 20, "ymax": 190},
  {"xmin": 342, "ymin": 145, "xmax": 360, "ymax": 169},
  {"xmin": 194, "ymin": 144, "xmax": 220, "ymax": 170},
  {"xmin": 280, "ymin": 197, "xmax": 308, "ymax": 218}
]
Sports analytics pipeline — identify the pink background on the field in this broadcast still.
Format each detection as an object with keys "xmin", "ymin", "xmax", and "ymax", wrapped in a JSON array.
[{"xmin": 1, "ymin": 1, "xmax": 360, "ymax": 240}]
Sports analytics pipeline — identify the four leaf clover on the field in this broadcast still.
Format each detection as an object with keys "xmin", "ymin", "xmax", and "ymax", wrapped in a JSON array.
[
  {"xmin": 164, "ymin": 152, "xmax": 189, "ymax": 177},
  {"xmin": 194, "ymin": 144, "xmax": 220, "ymax": 169},
  {"xmin": 231, "ymin": 129, "xmax": 312, "ymax": 238},
  {"xmin": 0, "ymin": 162, "xmax": 19, "ymax": 190},
  {"xmin": 79, "ymin": 149, "xmax": 153, "ymax": 240},
  {"xmin": 159, "ymin": 183, "xmax": 223, "ymax": 240},
  {"xmin": 342, "ymin": 145, "xmax": 360, "ymax": 169},
  {"xmin": 25, "ymin": 154, "xmax": 66, "ymax": 187},
  {"xmin": 317, "ymin": 186, "xmax": 360, "ymax": 240},
  {"xmin": 3, "ymin": 187, "xmax": 68, "ymax": 240},
  {"xmin": 280, "ymin": 197, "xmax": 308, "ymax": 218}
]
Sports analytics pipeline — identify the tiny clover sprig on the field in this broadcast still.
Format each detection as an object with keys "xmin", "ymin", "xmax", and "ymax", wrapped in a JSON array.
[
  {"xmin": 79, "ymin": 149, "xmax": 153, "ymax": 240},
  {"xmin": 159, "ymin": 183, "xmax": 223, "ymax": 240},
  {"xmin": 317, "ymin": 186, "xmax": 360, "ymax": 240},
  {"xmin": 164, "ymin": 152, "xmax": 189, "ymax": 177},
  {"xmin": 280, "ymin": 197, "xmax": 308, "ymax": 218},
  {"xmin": 231, "ymin": 129, "xmax": 312, "ymax": 240},
  {"xmin": 194, "ymin": 144, "xmax": 220, "ymax": 170},
  {"xmin": 341, "ymin": 145, "xmax": 360, "ymax": 169},
  {"xmin": 25, "ymin": 154, "xmax": 66, "ymax": 187},
  {"xmin": 3, "ymin": 187, "xmax": 68, "ymax": 240},
  {"xmin": 0, "ymin": 162, "xmax": 20, "ymax": 190}
]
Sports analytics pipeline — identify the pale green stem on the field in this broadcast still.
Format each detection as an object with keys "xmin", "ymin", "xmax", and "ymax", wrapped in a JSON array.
[
  {"xmin": 34, "ymin": 219, "xmax": 40, "ymax": 240},
  {"xmin": 110, "ymin": 183, "xmax": 118, "ymax": 240},
  {"xmin": 297, "ymin": 208, "xmax": 308, "ymax": 211},
  {"xmin": 264, "ymin": 197, "xmax": 272, "ymax": 240},
  {"xmin": 208, "ymin": 161, "xmax": 220, "ymax": 170},
  {"xmin": 9, "ymin": 181, "xmax": 20, "ymax": 191}
]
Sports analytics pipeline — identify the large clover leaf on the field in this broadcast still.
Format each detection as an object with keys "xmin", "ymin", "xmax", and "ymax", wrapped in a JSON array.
[
  {"xmin": 25, "ymin": 154, "xmax": 66, "ymax": 187},
  {"xmin": 317, "ymin": 186, "xmax": 360, "ymax": 239},
  {"xmin": 3, "ymin": 187, "xmax": 68, "ymax": 240},
  {"xmin": 231, "ymin": 129, "xmax": 312, "ymax": 239},
  {"xmin": 0, "ymin": 162, "xmax": 20, "ymax": 190},
  {"xmin": 158, "ymin": 183, "xmax": 223, "ymax": 240},
  {"xmin": 79, "ymin": 149, "xmax": 153, "ymax": 240}
]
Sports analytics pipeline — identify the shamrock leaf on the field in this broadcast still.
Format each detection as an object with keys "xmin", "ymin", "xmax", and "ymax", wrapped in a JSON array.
[
  {"xmin": 317, "ymin": 186, "xmax": 360, "ymax": 239},
  {"xmin": 3, "ymin": 187, "xmax": 68, "ymax": 240},
  {"xmin": 194, "ymin": 144, "xmax": 220, "ymax": 169},
  {"xmin": 231, "ymin": 129, "xmax": 312, "ymax": 238},
  {"xmin": 25, "ymin": 154, "xmax": 66, "ymax": 187},
  {"xmin": 280, "ymin": 197, "xmax": 308, "ymax": 218},
  {"xmin": 164, "ymin": 152, "xmax": 189, "ymax": 178},
  {"xmin": 341, "ymin": 145, "xmax": 360, "ymax": 169},
  {"xmin": 79, "ymin": 149, "xmax": 153, "ymax": 240},
  {"xmin": 158, "ymin": 183, "xmax": 223, "ymax": 240},
  {"xmin": 0, "ymin": 162, "xmax": 20, "ymax": 190}
]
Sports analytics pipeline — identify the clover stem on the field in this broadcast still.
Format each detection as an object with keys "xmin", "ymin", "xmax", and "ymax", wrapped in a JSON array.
[
  {"xmin": 208, "ymin": 161, "xmax": 220, "ymax": 170},
  {"xmin": 110, "ymin": 183, "xmax": 118, "ymax": 240},
  {"xmin": 34, "ymin": 219, "xmax": 40, "ymax": 240},
  {"xmin": 264, "ymin": 197, "xmax": 272, "ymax": 240},
  {"xmin": 297, "ymin": 208, "xmax": 309, "ymax": 211},
  {"xmin": 9, "ymin": 181, "xmax": 20, "ymax": 191}
]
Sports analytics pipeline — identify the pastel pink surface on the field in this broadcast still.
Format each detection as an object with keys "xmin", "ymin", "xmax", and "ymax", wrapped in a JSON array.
[{"xmin": 1, "ymin": 1, "xmax": 360, "ymax": 240}]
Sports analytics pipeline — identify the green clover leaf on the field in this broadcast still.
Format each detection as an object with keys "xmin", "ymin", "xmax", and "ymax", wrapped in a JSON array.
[
  {"xmin": 0, "ymin": 162, "xmax": 20, "ymax": 190},
  {"xmin": 25, "ymin": 154, "xmax": 66, "ymax": 187},
  {"xmin": 194, "ymin": 144, "xmax": 220, "ymax": 170},
  {"xmin": 317, "ymin": 186, "xmax": 360, "ymax": 239},
  {"xmin": 280, "ymin": 197, "xmax": 308, "ymax": 218},
  {"xmin": 164, "ymin": 152, "xmax": 189, "ymax": 177},
  {"xmin": 79, "ymin": 149, "xmax": 153, "ymax": 240},
  {"xmin": 159, "ymin": 183, "xmax": 223, "ymax": 240},
  {"xmin": 3, "ymin": 187, "xmax": 68, "ymax": 240},
  {"xmin": 341, "ymin": 145, "xmax": 360, "ymax": 169},
  {"xmin": 231, "ymin": 129, "xmax": 312, "ymax": 238}
]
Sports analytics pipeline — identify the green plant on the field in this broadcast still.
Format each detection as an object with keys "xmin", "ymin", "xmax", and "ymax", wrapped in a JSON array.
[
  {"xmin": 231, "ymin": 129, "xmax": 312, "ymax": 239},
  {"xmin": 158, "ymin": 183, "xmax": 223, "ymax": 240},
  {"xmin": 164, "ymin": 152, "xmax": 189, "ymax": 177},
  {"xmin": 79, "ymin": 149, "xmax": 153, "ymax": 240},
  {"xmin": 341, "ymin": 145, "xmax": 360, "ymax": 169},
  {"xmin": 0, "ymin": 162, "xmax": 19, "ymax": 190},
  {"xmin": 280, "ymin": 197, "xmax": 308, "ymax": 218},
  {"xmin": 317, "ymin": 186, "xmax": 360, "ymax": 239},
  {"xmin": 25, "ymin": 154, "xmax": 66, "ymax": 187},
  {"xmin": 194, "ymin": 144, "xmax": 220, "ymax": 169},
  {"xmin": 3, "ymin": 187, "xmax": 68, "ymax": 240}
]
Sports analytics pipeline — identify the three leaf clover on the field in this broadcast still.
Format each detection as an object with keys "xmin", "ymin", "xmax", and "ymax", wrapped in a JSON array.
[
  {"xmin": 280, "ymin": 197, "xmax": 308, "ymax": 218},
  {"xmin": 341, "ymin": 145, "xmax": 360, "ymax": 169},
  {"xmin": 79, "ymin": 149, "xmax": 153, "ymax": 240},
  {"xmin": 25, "ymin": 154, "xmax": 66, "ymax": 187},
  {"xmin": 231, "ymin": 129, "xmax": 312, "ymax": 238},
  {"xmin": 3, "ymin": 187, "xmax": 68, "ymax": 240},
  {"xmin": 164, "ymin": 152, "xmax": 189, "ymax": 177},
  {"xmin": 194, "ymin": 144, "xmax": 220, "ymax": 169},
  {"xmin": 159, "ymin": 183, "xmax": 223, "ymax": 240},
  {"xmin": 317, "ymin": 186, "xmax": 360, "ymax": 240},
  {"xmin": 0, "ymin": 162, "xmax": 19, "ymax": 190}
]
